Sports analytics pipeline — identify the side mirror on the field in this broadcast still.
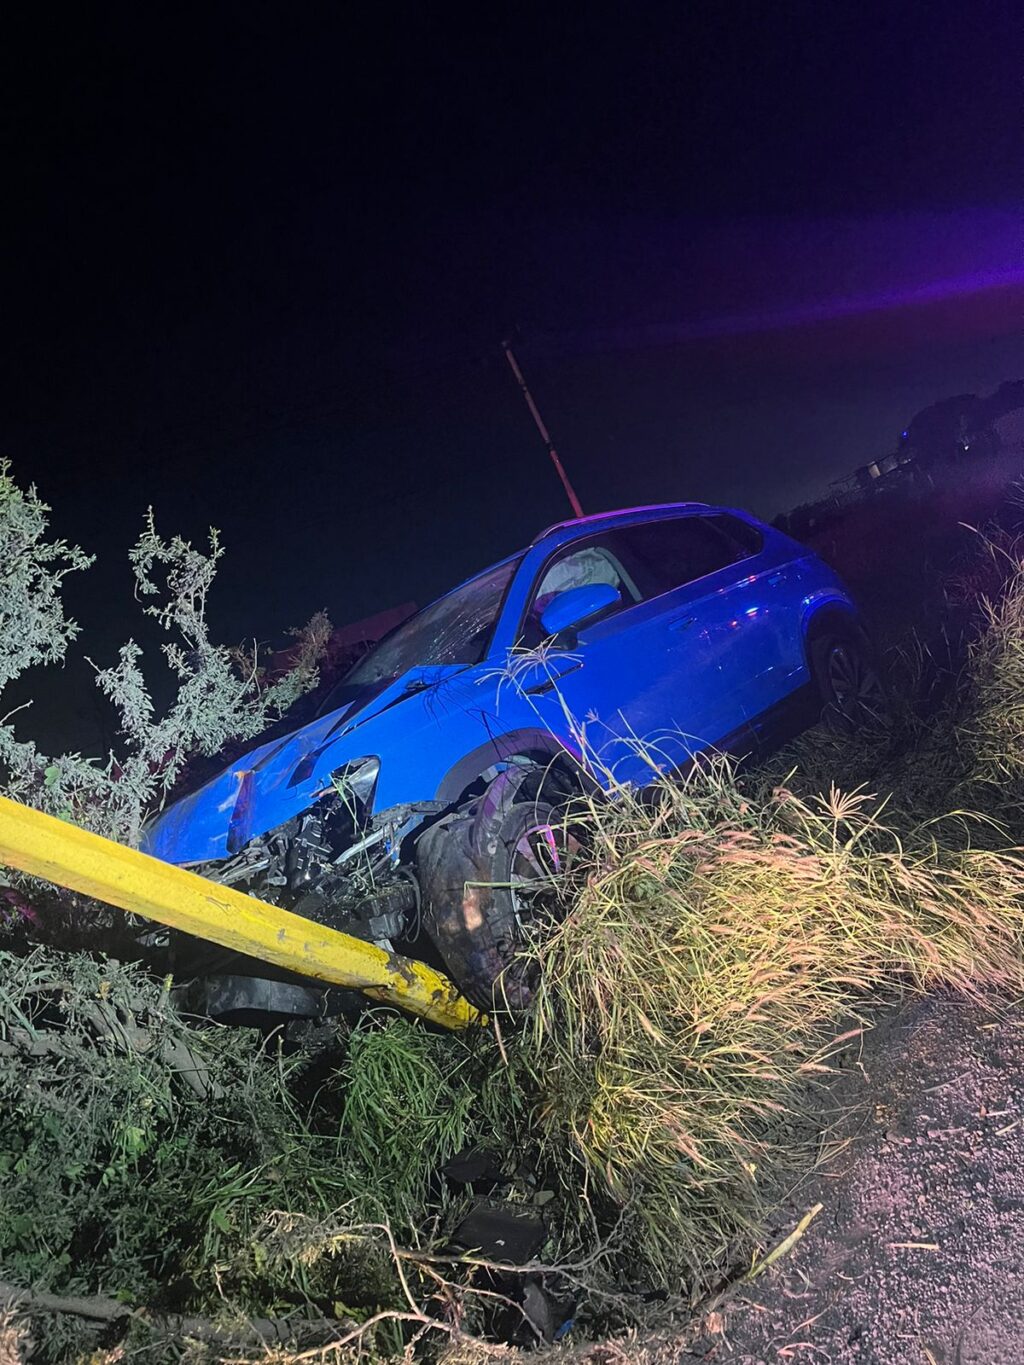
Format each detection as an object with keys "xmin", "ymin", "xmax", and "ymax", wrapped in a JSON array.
[{"xmin": 539, "ymin": 582, "xmax": 620, "ymax": 637}]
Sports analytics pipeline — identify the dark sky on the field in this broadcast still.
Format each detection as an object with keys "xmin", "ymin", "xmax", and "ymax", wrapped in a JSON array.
[{"xmin": 0, "ymin": 2, "xmax": 1021, "ymax": 750}]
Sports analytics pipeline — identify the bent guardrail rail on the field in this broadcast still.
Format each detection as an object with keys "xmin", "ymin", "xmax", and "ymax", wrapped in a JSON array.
[{"xmin": 0, "ymin": 794, "xmax": 481, "ymax": 1031}]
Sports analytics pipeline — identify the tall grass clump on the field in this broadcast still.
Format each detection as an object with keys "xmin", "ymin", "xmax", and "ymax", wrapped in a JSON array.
[
  {"xmin": 331, "ymin": 1011, "xmax": 526, "ymax": 1235},
  {"xmin": 519, "ymin": 758, "xmax": 1024, "ymax": 1294},
  {"xmin": 758, "ymin": 634, "xmax": 971, "ymax": 833},
  {"xmin": 959, "ymin": 537, "xmax": 1024, "ymax": 814},
  {"xmin": 762, "ymin": 529, "xmax": 1024, "ymax": 838}
]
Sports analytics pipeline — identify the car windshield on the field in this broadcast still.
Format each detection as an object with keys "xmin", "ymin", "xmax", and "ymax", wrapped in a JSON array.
[{"xmin": 344, "ymin": 557, "xmax": 520, "ymax": 686}]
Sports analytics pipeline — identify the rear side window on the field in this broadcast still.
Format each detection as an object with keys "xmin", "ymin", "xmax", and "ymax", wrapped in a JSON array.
[
  {"xmin": 520, "ymin": 513, "xmax": 766, "ymax": 645},
  {"xmin": 711, "ymin": 513, "xmax": 764, "ymax": 557},
  {"xmin": 617, "ymin": 514, "xmax": 762, "ymax": 599}
]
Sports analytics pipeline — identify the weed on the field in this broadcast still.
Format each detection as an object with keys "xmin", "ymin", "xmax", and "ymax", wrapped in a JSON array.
[
  {"xmin": 959, "ymin": 536, "xmax": 1024, "ymax": 813},
  {"xmin": 9, "ymin": 475, "xmax": 1024, "ymax": 1360}
]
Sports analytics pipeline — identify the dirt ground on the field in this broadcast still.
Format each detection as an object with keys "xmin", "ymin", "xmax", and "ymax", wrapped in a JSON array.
[{"xmin": 678, "ymin": 994, "xmax": 1024, "ymax": 1364}]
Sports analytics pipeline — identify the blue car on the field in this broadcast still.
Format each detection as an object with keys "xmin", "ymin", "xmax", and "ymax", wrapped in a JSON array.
[{"xmin": 143, "ymin": 502, "xmax": 879, "ymax": 1011}]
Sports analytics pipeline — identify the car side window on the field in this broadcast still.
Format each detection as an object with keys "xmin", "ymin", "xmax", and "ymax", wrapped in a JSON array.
[
  {"xmin": 617, "ymin": 514, "xmax": 757, "ymax": 599},
  {"xmin": 521, "ymin": 540, "xmax": 640, "ymax": 646},
  {"xmin": 709, "ymin": 513, "xmax": 764, "ymax": 557}
]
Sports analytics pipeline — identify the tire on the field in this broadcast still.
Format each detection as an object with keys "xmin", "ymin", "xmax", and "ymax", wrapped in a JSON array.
[
  {"xmin": 418, "ymin": 776, "xmax": 576, "ymax": 1012},
  {"xmin": 809, "ymin": 622, "xmax": 888, "ymax": 734}
]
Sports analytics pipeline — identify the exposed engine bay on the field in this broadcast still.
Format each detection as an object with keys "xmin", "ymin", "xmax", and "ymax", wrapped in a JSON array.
[
  {"xmin": 158, "ymin": 785, "xmax": 450, "ymax": 1024},
  {"xmin": 196, "ymin": 789, "xmax": 447, "ymax": 947},
  {"xmin": 159, "ymin": 757, "xmax": 572, "ymax": 1022}
]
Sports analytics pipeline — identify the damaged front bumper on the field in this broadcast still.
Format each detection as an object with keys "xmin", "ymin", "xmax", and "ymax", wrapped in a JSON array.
[{"xmin": 196, "ymin": 786, "xmax": 446, "ymax": 947}]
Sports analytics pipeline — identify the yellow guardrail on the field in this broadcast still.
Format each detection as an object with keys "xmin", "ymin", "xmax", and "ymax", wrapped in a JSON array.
[{"xmin": 0, "ymin": 794, "xmax": 481, "ymax": 1030}]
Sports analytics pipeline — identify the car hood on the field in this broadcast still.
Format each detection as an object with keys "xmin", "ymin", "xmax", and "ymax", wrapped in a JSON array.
[{"xmin": 141, "ymin": 664, "xmax": 464, "ymax": 865}]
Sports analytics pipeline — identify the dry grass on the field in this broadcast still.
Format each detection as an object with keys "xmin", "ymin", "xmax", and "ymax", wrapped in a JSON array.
[
  {"xmin": 960, "ymin": 536, "xmax": 1024, "ymax": 810},
  {"xmin": 15, "ymin": 512, "xmax": 1024, "ymax": 1362},
  {"xmin": 770, "ymin": 526, "xmax": 1024, "ymax": 842},
  {"xmin": 517, "ymin": 755, "xmax": 1024, "ymax": 1293},
  {"xmin": 0, "ymin": 1313, "xmax": 30, "ymax": 1365}
]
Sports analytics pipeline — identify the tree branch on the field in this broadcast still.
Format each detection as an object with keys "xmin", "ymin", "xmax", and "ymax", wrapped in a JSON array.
[{"xmin": 0, "ymin": 1281, "xmax": 346, "ymax": 1349}]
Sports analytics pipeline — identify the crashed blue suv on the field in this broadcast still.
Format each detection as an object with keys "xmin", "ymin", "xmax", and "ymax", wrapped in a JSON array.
[{"xmin": 143, "ymin": 502, "xmax": 878, "ymax": 1010}]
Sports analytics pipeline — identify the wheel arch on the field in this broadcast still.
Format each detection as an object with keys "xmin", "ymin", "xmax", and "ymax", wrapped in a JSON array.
[
  {"xmin": 434, "ymin": 729, "xmax": 591, "ymax": 808},
  {"xmin": 800, "ymin": 596, "xmax": 867, "ymax": 665}
]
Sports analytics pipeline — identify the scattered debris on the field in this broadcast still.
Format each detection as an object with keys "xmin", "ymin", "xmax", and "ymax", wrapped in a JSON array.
[{"xmin": 451, "ymin": 1200, "xmax": 547, "ymax": 1264}]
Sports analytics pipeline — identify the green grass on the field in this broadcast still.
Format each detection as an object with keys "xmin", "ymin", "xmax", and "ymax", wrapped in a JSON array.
[
  {"xmin": 333, "ymin": 1010, "xmax": 526, "ymax": 1233},
  {"xmin": 0, "ymin": 954, "xmax": 514, "ymax": 1361}
]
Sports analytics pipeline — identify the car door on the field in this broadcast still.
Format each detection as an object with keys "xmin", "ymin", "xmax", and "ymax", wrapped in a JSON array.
[
  {"xmin": 608, "ymin": 514, "xmax": 768, "ymax": 747},
  {"xmin": 615, "ymin": 511, "xmax": 809, "ymax": 737},
  {"xmin": 660, "ymin": 512, "xmax": 814, "ymax": 723},
  {"xmin": 508, "ymin": 528, "xmax": 735, "ymax": 787}
]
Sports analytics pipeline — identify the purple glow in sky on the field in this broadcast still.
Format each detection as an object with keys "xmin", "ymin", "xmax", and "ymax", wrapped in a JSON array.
[
  {"xmin": 527, "ymin": 208, "xmax": 1024, "ymax": 358},
  {"xmin": 551, "ymin": 268, "xmax": 1023, "ymax": 352}
]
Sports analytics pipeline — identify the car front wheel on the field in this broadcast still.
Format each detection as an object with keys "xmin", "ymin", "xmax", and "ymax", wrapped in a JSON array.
[{"xmin": 418, "ymin": 777, "xmax": 577, "ymax": 1012}]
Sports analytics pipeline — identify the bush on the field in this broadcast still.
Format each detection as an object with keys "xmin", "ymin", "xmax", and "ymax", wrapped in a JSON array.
[
  {"xmin": 0, "ymin": 949, "xmax": 516, "ymax": 1361},
  {"xmin": 0, "ymin": 466, "xmax": 329, "ymax": 850}
]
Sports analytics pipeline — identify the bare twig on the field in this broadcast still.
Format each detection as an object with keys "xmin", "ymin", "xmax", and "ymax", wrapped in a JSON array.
[
  {"xmin": 0, "ymin": 1280, "xmax": 343, "ymax": 1348},
  {"xmin": 746, "ymin": 1203, "xmax": 824, "ymax": 1280}
]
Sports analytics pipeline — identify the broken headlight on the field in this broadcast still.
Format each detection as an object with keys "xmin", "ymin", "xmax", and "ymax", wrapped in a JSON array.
[{"xmin": 327, "ymin": 756, "xmax": 380, "ymax": 814}]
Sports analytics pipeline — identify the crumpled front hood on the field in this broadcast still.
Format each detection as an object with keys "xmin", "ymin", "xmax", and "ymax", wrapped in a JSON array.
[{"xmin": 141, "ymin": 665, "xmax": 462, "ymax": 866}]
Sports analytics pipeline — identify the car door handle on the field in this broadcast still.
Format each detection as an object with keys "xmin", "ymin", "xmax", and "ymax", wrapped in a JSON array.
[
  {"xmin": 523, "ymin": 661, "xmax": 584, "ymax": 695},
  {"xmin": 670, "ymin": 615, "xmax": 697, "ymax": 632}
]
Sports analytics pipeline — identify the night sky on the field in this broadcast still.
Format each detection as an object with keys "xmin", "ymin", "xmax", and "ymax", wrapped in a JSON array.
[{"xmin": 1, "ymin": 3, "xmax": 1021, "ymax": 752}]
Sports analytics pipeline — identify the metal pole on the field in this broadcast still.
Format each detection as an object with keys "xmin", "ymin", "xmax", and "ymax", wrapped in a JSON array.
[{"xmin": 503, "ymin": 342, "xmax": 584, "ymax": 518}]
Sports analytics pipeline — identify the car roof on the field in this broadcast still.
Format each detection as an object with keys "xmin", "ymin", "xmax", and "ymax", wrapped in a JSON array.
[
  {"xmin": 433, "ymin": 504, "xmax": 715, "ymax": 609},
  {"xmin": 531, "ymin": 502, "xmax": 710, "ymax": 545}
]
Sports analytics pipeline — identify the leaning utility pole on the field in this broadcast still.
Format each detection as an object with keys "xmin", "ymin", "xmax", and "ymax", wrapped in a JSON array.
[{"xmin": 502, "ymin": 341, "xmax": 584, "ymax": 518}]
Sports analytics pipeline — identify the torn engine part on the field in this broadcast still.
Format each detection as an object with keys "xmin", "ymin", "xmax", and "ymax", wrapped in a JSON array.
[{"xmin": 200, "ymin": 789, "xmax": 441, "ymax": 948}]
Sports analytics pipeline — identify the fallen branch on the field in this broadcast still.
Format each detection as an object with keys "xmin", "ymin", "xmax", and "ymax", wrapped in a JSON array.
[{"xmin": 0, "ymin": 1280, "xmax": 344, "ymax": 1348}]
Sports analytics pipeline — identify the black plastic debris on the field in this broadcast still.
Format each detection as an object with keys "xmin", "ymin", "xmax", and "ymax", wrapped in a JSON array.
[
  {"xmin": 521, "ymin": 1279, "xmax": 556, "ymax": 1341},
  {"xmin": 440, "ymin": 1145, "xmax": 504, "ymax": 1194},
  {"xmin": 451, "ymin": 1197, "xmax": 545, "ymax": 1263}
]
